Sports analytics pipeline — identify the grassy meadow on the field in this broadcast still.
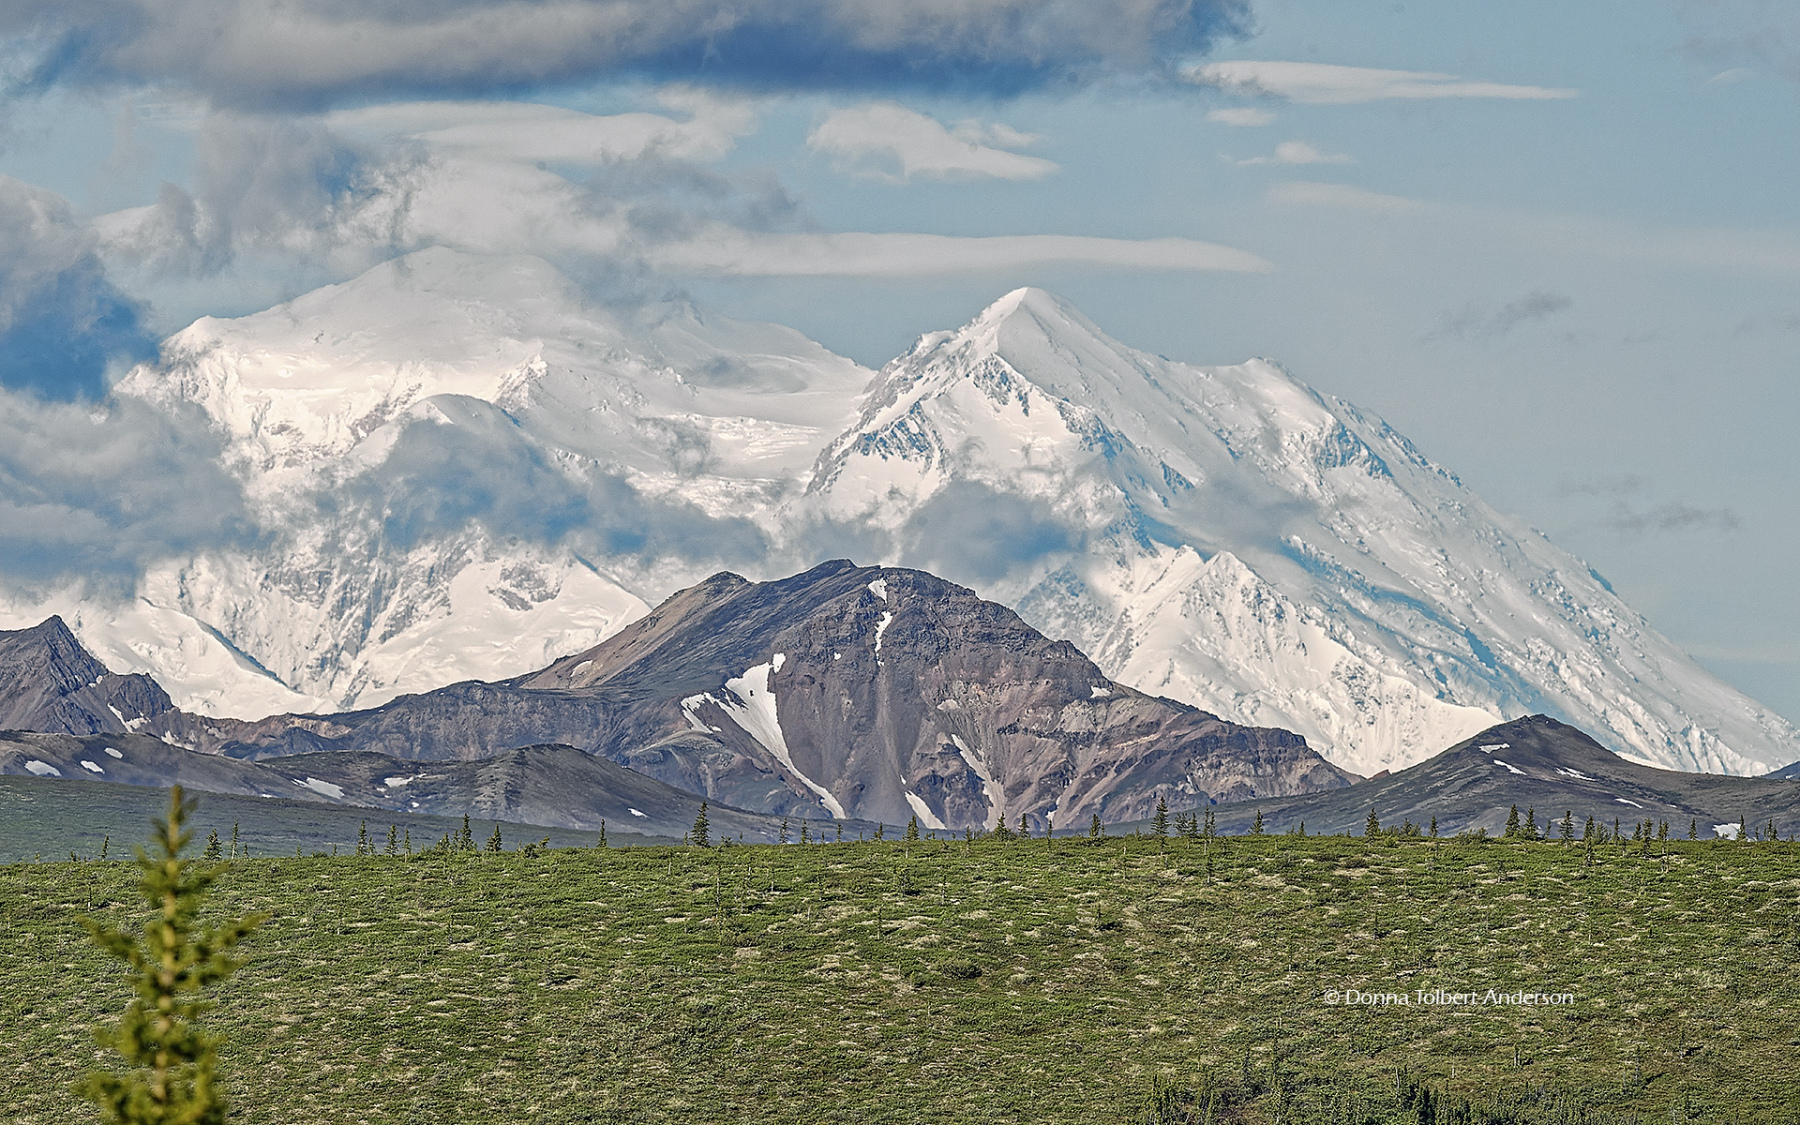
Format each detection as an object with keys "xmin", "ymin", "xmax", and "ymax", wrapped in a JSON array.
[{"xmin": 4, "ymin": 826, "xmax": 1799, "ymax": 1124}]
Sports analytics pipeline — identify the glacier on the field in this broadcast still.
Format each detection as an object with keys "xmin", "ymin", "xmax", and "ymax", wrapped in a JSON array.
[{"xmin": 7, "ymin": 249, "xmax": 1793, "ymax": 778}]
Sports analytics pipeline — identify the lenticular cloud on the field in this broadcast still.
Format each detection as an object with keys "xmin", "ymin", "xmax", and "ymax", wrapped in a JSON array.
[{"xmin": 4, "ymin": 0, "xmax": 1252, "ymax": 106}]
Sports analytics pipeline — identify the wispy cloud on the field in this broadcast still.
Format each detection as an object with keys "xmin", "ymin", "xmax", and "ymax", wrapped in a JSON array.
[
  {"xmin": 1, "ymin": 0, "xmax": 1254, "ymax": 107},
  {"xmin": 329, "ymin": 90, "xmax": 760, "ymax": 168},
  {"xmin": 1233, "ymin": 141, "xmax": 1350, "ymax": 166},
  {"xmin": 808, "ymin": 102, "xmax": 1057, "ymax": 182},
  {"xmin": 1267, "ymin": 180, "xmax": 1800, "ymax": 273},
  {"xmin": 1430, "ymin": 291, "xmax": 1572, "ymax": 340},
  {"xmin": 1186, "ymin": 60, "xmax": 1577, "ymax": 104},
  {"xmin": 1265, "ymin": 180, "xmax": 1422, "ymax": 213},
  {"xmin": 1560, "ymin": 477, "xmax": 1741, "ymax": 535},
  {"xmin": 1680, "ymin": 1, "xmax": 1800, "ymax": 84},
  {"xmin": 648, "ymin": 228, "xmax": 1272, "ymax": 277},
  {"xmin": 1206, "ymin": 107, "xmax": 1273, "ymax": 127}
]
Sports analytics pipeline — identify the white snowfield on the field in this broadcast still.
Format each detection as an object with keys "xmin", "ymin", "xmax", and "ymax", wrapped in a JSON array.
[{"xmin": 9, "ymin": 249, "xmax": 1793, "ymax": 778}]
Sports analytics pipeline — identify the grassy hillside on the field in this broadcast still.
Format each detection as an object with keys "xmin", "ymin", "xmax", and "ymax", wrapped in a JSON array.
[{"xmin": 5, "ymin": 830, "xmax": 1798, "ymax": 1123}]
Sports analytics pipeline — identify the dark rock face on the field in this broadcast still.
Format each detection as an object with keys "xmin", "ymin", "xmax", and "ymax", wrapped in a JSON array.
[
  {"xmin": 1157, "ymin": 714, "xmax": 1800, "ymax": 838},
  {"xmin": 0, "ymin": 618, "xmax": 173, "ymax": 735},
  {"xmin": 176, "ymin": 560, "xmax": 1354, "ymax": 828}
]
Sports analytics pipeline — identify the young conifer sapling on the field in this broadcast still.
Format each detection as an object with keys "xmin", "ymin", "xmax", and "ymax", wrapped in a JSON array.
[{"xmin": 78, "ymin": 786, "xmax": 266, "ymax": 1125}]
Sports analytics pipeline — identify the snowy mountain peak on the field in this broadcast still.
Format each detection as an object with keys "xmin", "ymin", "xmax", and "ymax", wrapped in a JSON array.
[
  {"xmin": 25, "ymin": 259, "xmax": 1797, "ymax": 777},
  {"xmin": 807, "ymin": 289, "xmax": 1797, "ymax": 776}
]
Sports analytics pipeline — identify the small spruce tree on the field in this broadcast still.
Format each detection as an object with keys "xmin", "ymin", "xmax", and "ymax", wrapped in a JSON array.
[
  {"xmin": 202, "ymin": 830, "xmax": 221, "ymax": 861},
  {"xmin": 1429, "ymin": 815, "xmax": 1439, "ymax": 838},
  {"xmin": 905, "ymin": 815, "xmax": 920, "ymax": 843},
  {"xmin": 1251, "ymin": 809, "xmax": 1264, "ymax": 836},
  {"xmin": 1016, "ymin": 813, "xmax": 1029, "ymax": 840},
  {"xmin": 1524, "ymin": 807, "xmax": 1538, "ymax": 840},
  {"xmin": 1560, "ymin": 811, "xmax": 1574, "ymax": 843},
  {"xmin": 386, "ymin": 825, "xmax": 398, "ymax": 856},
  {"xmin": 779, "ymin": 816, "xmax": 790, "ymax": 845},
  {"xmin": 1152, "ymin": 796, "xmax": 1169, "ymax": 839},
  {"xmin": 799, "ymin": 822, "xmax": 810, "ymax": 845},
  {"xmin": 1738, "ymin": 813, "xmax": 1749, "ymax": 843},
  {"xmin": 485, "ymin": 825, "xmax": 502, "ymax": 853},
  {"xmin": 77, "ymin": 786, "xmax": 265, "ymax": 1125},
  {"xmin": 992, "ymin": 808, "xmax": 1011, "ymax": 842},
  {"xmin": 1089, "ymin": 813, "xmax": 1102, "ymax": 839},
  {"xmin": 1504, "ymin": 805, "xmax": 1521, "ymax": 838},
  {"xmin": 692, "ymin": 802, "xmax": 710, "ymax": 848},
  {"xmin": 1365, "ymin": 808, "xmax": 1380, "ymax": 838},
  {"xmin": 228, "ymin": 824, "xmax": 239, "ymax": 860},
  {"xmin": 1688, "ymin": 818, "xmax": 1697, "ymax": 840},
  {"xmin": 458, "ymin": 814, "xmax": 473, "ymax": 852},
  {"xmin": 597, "ymin": 820, "xmax": 607, "ymax": 848},
  {"xmin": 403, "ymin": 828, "xmax": 412, "ymax": 855}
]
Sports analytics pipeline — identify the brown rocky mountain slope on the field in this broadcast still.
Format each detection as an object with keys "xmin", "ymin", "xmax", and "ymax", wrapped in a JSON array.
[{"xmin": 158, "ymin": 560, "xmax": 1355, "ymax": 829}]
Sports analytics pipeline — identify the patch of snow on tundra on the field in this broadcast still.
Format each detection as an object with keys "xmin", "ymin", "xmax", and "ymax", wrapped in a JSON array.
[
  {"xmin": 721, "ymin": 655, "xmax": 847, "ymax": 818},
  {"xmin": 629, "ymin": 808, "xmax": 646, "ymax": 817},
  {"xmin": 1491, "ymin": 759, "xmax": 1525, "ymax": 775},
  {"xmin": 1090, "ymin": 685, "xmax": 1113, "ymax": 699},
  {"xmin": 24, "ymin": 760, "xmax": 60, "ymax": 776},
  {"xmin": 873, "ymin": 611, "xmax": 894, "ymax": 656},
  {"xmin": 80, "ymin": 760, "xmax": 105, "ymax": 774},
  {"xmin": 1615, "ymin": 797, "xmax": 1643, "ymax": 808},
  {"xmin": 868, "ymin": 578, "xmax": 888, "ymax": 601},
  {"xmin": 298, "ymin": 777, "xmax": 345, "ymax": 800},
  {"xmin": 103, "ymin": 746, "xmax": 124, "ymax": 759}
]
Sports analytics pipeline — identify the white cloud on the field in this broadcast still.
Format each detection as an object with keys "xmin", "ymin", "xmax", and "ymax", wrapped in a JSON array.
[
  {"xmin": 1206, "ymin": 107, "xmax": 1274, "ymax": 127},
  {"xmin": 808, "ymin": 102, "xmax": 1057, "ymax": 182},
  {"xmin": 328, "ymin": 91, "xmax": 759, "ymax": 168},
  {"xmin": 1186, "ymin": 61, "xmax": 1578, "ymax": 104},
  {"xmin": 1266, "ymin": 181, "xmax": 1423, "ymax": 213},
  {"xmin": 1235, "ymin": 141, "xmax": 1351, "ymax": 166},
  {"xmin": 649, "ymin": 228, "xmax": 1271, "ymax": 277}
]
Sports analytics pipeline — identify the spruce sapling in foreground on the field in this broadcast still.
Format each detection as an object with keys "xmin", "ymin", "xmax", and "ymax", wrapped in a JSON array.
[{"xmin": 78, "ymin": 786, "xmax": 266, "ymax": 1125}]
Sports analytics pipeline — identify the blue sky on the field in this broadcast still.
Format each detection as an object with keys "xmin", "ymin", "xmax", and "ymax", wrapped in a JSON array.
[{"xmin": 0, "ymin": 0, "xmax": 1796, "ymax": 720}]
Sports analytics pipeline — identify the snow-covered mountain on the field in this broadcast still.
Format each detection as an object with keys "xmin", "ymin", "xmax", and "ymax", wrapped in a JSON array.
[
  {"xmin": 8, "ymin": 249, "xmax": 1793, "ymax": 777},
  {"xmin": 819, "ymin": 288, "xmax": 1796, "ymax": 776}
]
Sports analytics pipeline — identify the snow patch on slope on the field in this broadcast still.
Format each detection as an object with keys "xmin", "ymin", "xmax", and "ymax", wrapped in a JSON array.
[
  {"xmin": 905, "ymin": 792, "xmax": 948, "ymax": 831},
  {"xmin": 718, "ymin": 655, "xmax": 847, "ymax": 818},
  {"xmin": 951, "ymin": 735, "xmax": 1002, "ymax": 823}
]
